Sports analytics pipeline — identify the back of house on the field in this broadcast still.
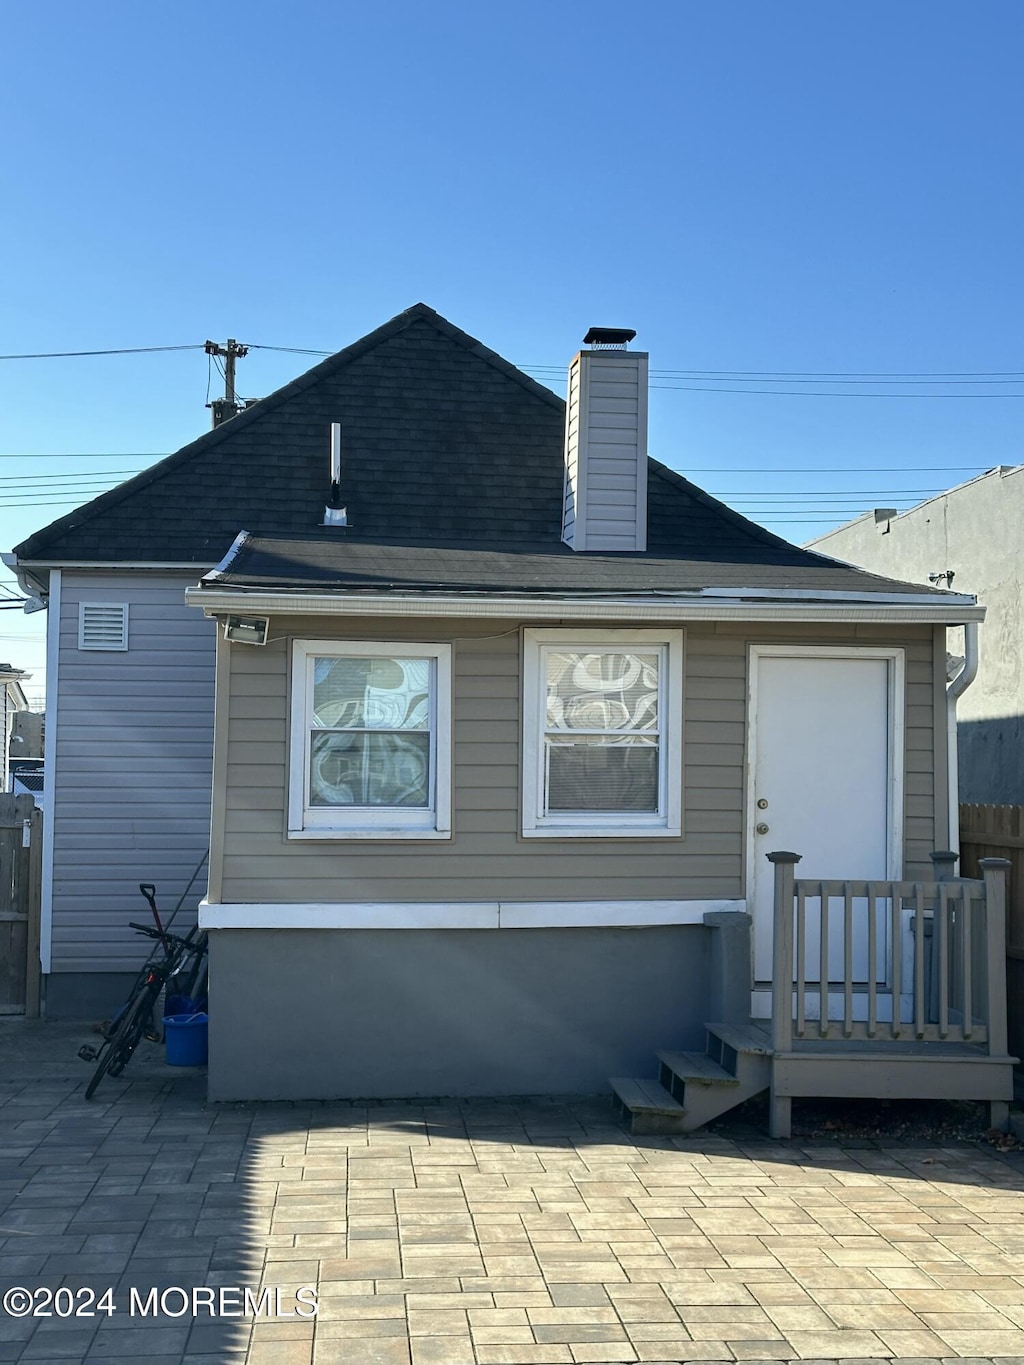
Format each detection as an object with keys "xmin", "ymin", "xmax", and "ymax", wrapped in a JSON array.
[{"xmin": 12, "ymin": 303, "xmax": 997, "ymax": 1120}]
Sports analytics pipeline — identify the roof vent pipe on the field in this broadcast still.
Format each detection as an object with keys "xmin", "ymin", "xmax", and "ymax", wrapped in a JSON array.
[{"xmin": 323, "ymin": 423, "xmax": 348, "ymax": 527}]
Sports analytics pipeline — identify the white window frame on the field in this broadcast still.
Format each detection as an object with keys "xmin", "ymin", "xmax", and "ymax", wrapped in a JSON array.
[
  {"xmin": 288, "ymin": 640, "xmax": 452, "ymax": 840},
  {"xmin": 522, "ymin": 628, "xmax": 684, "ymax": 839}
]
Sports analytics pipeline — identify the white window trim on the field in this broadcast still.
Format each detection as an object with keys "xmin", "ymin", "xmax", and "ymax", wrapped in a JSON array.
[
  {"xmin": 78, "ymin": 602, "xmax": 129, "ymax": 651},
  {"xmin": 199, "ymin": 897, "xmax": 745, "ymax": 930},
  {"xmin": 522, "ymin": 627, "xmax": 684, "ymax": 839},
  {"xmin": 288, "ymin": 639, "xmax": 452, "ymax": 840}
]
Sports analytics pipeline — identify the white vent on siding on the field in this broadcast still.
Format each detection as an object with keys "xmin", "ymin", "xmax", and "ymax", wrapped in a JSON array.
[{"xmin": 78, "ymin": 603, "xmax": 129, "ymax": 651}]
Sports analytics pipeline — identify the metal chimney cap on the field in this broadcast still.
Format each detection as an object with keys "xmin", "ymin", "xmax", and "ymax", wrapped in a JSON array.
[{"xmin": 583, "ymin": 327, "xmax": 636, "ymax": 347}]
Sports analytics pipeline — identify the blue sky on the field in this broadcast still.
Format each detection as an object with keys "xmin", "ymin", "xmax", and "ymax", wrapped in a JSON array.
[{"xmin": 2, "ymin": 1, "xmax": 1022, "ymax": 704}]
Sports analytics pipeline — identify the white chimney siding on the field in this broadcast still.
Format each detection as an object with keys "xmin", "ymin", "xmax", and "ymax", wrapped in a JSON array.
[{"xmin": 561, "ymin": 348, "xmax": 649, "ymax": 553}]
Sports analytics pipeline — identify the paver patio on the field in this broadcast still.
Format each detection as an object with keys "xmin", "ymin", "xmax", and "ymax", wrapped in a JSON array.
[{"xmin": 2, "ymin": 1021, "xmax": 1024, "ymax": 1364}]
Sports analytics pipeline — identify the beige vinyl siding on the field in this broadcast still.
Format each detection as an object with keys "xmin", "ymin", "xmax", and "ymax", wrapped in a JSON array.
[
  {"xmin": 216, "ymin": 616, "xmax": 938, "ymax": 905},
  {"xmin": 51, "ymin": 573, "xmax": 215, "ymax": 972}
]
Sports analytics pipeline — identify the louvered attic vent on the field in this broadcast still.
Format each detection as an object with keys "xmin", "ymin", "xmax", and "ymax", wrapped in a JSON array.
[{"xmin": 78, "ymin": 603, "xmax": 129, "ymax": 651}]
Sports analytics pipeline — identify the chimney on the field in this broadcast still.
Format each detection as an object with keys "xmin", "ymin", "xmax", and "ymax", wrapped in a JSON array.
[{"xmin": 562, "ymin": 328, "xmax": 648, "ymax": 552}]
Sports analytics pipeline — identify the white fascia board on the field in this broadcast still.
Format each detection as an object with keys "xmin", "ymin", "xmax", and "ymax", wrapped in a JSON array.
[
  {"xmin": 698, "ymin": 585, "xmax": 979, "ymax": 607},
  {"xmin": 185, "ymin": 588, "xmax": 984, "ymax": 625},
  {"xmin": 15, "ymin": 560, "xmax": 217, "ymax": 571},
  {"xmin": 199, "ymin": 898, "xmax": 746, "ymax": 930}
]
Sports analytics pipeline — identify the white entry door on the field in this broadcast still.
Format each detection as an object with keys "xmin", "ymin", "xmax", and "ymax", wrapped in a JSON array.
[{"xmin": 748, "ymin": 648, "xmax": 904, "ymax": 992}]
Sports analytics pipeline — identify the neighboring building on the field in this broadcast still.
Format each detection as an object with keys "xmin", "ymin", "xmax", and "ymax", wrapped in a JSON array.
[
  {"xmin": 10, "ymin": 756, "xmax": 44, "ymax": 808},
  {"xmin": 0, "ymin": 665, "xmax": 29, "ymax": 794},
  {"xmin": 9, "ymin": 304, "xmax": 1009, "ymax": 1131},
  {"xmin": 809, "ymin": 466, "xmax": 1024, "ymax": 805},
  {"xmin": 11, "ymin": 708, "xmax": 43, "ymax": 760}
]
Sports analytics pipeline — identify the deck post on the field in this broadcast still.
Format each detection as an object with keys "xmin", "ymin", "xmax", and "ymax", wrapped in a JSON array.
[
  {"xmin": 979, "ymin": 857, "xmax": 1011, "ymax": 1061},
  {"xmin": 931, "ymin": 850, "xmax": 959, "ymax": 880},
  {"xmin": 767, "ymin": 852, "xmax": 800, "ymax": 1054},
  {"xmin": 767, "ymin": 852, "xmax": 800, "ymax": 1139}
]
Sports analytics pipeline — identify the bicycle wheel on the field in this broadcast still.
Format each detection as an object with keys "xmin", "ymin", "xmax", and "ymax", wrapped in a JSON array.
[
  {"xmin": 106, "ymin": 984, "xmax": 159, "ymax": 1076},
  {"xmin": 84, "ymin": 984, "xmax": 158, "ymax": 1099}
]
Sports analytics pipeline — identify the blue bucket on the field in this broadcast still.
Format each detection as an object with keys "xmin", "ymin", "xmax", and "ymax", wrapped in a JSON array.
[
  {"xmin": 163, "ymin": 1012, "xmax": 209, "ymax": 1066},
  {"xmin": 165, "ymin": 994, "xmax": 200, "ymax": 1018}
]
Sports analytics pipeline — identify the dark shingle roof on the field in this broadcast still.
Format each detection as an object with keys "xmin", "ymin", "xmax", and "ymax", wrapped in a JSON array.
[
  {"xmin": 9, "ymin": 303, "xmax": 947, "ymax": 600},
  {"xmin": 15, "ymin": 304, "xmax": 567, "ymax": 562},
  {"xmin": 202, "ymin": 530, "xmax": 948, "ymax": 597}
]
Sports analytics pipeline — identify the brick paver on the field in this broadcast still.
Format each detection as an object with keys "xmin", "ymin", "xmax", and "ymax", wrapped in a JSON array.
[{"xmin": 2, "ymin": 1023, "xmax": 1024, "ymax": 1363}]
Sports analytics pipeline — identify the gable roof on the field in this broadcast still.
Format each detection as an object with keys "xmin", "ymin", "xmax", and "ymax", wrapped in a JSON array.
[{"xmin": 9, "ymin": 304, "xmax": 967, "ymax": 605}]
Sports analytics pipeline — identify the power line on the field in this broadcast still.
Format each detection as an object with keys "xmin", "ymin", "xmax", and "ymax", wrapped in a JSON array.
[
  {"xmin": 0, "ymin": 344, "xmax": 203, "ymax": 361},
  {"xmin": 523, "ymin": 365, "xmax": 1024, "ymax": 380},
  {"xmin": 0, "ymin": 458, "xmax": 164, "ymax": 464},
  {"xmin": 1, "ymin": 337, "xmax": 1020, "ymax": 381},
  {"xmin": 686, "ymin": 465, "xmax": 990, "ymax": 473},
  {"xmin": 0, "ymin": 455, "xmax": 996, "ymax": 474},
  {"xmin": 650, "ymin": 384, "xmax": 1024, "ymax": 398},
  {"xmin": 245, "ymin": 343, "xmax": 334, "ymax": 356}
]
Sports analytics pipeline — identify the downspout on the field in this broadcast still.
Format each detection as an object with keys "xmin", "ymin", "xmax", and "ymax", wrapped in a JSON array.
[{"xmin": 946, "ymin": 621, "xmax": 979, "ymax": 855}]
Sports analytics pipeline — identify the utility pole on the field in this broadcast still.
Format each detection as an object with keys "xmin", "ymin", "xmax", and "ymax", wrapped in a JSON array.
[{"xmin": 205, "ymin": 338, "xmax": 249, "ymax": 427}]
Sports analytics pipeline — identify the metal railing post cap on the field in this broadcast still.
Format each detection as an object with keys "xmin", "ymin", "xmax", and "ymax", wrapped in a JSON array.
[{"xmin": 767, "ymin": 851, "xmax": 802, "ymax": 864}]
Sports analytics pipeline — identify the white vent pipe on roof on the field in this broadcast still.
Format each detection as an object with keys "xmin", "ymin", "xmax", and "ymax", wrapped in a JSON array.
[{"xmin": 323, "ymin": 422, "xmax": 348, "ymax": 527}]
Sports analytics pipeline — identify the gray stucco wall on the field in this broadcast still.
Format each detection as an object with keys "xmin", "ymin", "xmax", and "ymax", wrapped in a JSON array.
[
  {"xmin": 809, "ymin": 466, "xmax": 1024, "ymax": 804},
  {"xmin": 207, "ymin": 925, "xmax": 710, "ymax": 1100}
]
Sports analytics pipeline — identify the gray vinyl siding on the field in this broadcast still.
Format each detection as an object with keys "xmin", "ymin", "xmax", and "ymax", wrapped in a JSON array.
[
  {"xmin": 561, "ymin": 352, "xmax": 648, "ymax": 552},
  {"xmin": 51, "ymin": 573, "xmax": 215, "ymax": 972},
  {"xmin": 560, "ymin": 361, "xmax": 579, "ymax": 541},
  {"xmin": 217, "ymin": 616, "xmax": 938, "ymax": 904}
]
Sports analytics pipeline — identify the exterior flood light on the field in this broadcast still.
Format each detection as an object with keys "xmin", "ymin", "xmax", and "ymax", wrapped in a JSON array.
[{"xmin": 223, "ymin": 615, "xmax": 269, "ymax": 646}]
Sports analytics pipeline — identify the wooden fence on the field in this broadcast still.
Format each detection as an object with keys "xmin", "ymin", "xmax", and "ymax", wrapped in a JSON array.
[
  {"xmin": 0, "ymin": 792, "xmax": 42, "ymax": 1017},
  {"xmin": 960, "ymin": 803, "xmax": 1024, "ymax": 1063}
]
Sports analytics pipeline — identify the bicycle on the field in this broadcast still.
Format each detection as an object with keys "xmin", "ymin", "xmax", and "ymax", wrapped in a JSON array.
[{"xmin": 80, "ymin": 886, "xmax": 208, "ymax": 1100}]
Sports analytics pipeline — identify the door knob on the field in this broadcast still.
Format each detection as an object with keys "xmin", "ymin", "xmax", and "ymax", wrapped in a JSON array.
[{"xmin": 756, "ymin": 822, "xmax": 770, "ymax": 835}]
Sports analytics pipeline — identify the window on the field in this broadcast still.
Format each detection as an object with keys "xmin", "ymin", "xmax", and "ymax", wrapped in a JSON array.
[
  {"xmin": 78, "ymin": 603, "xmax": 128, "ymax": 651},
  {"xmin": 522, "ymin": 628, "xmax": 683, "ymax": 838},
  {"xmin": 288, "ymin": 641, "xmax": 451, "ymax": 838}
]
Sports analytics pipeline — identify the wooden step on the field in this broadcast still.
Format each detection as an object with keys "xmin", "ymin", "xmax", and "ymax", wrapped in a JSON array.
[
  {"xmin": 657, "ymin": 1050, "xmax": 739, "ymax": 1087},
  {"xmin": 706, "ymin": 1021, "xmax": 773, "ymax": 1055},
  {"xmin": 609, "ymin": 1076, "xmax": 688, "ymax": 1136}
]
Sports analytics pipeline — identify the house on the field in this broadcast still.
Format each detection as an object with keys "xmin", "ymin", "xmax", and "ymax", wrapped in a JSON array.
[
  {"xmin": 0, "ymin": 665, "xmax": 29, "ymax": 794},
  {"xmin": 809, "ymin": 466, "xmax": 1024, "ymax": 806},
  {"xmin": 10, "ymin": 305, "xmax": 1013, "ymax": 1132}
]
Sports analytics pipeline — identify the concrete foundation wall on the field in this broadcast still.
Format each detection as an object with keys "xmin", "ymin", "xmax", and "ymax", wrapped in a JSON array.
[
  {"xmin": 207, "ymin": 925, "xmax": 711, "ymax": 1100},
  {"xmin": 44, "ymin": 971, "xmax": 137, "ymax": 1019}
]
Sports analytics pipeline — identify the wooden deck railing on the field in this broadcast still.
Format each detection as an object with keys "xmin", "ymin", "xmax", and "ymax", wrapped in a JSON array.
[{"xmin": 768, "ymin": 851, "xmax": 1010, "ymax": 1056}]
